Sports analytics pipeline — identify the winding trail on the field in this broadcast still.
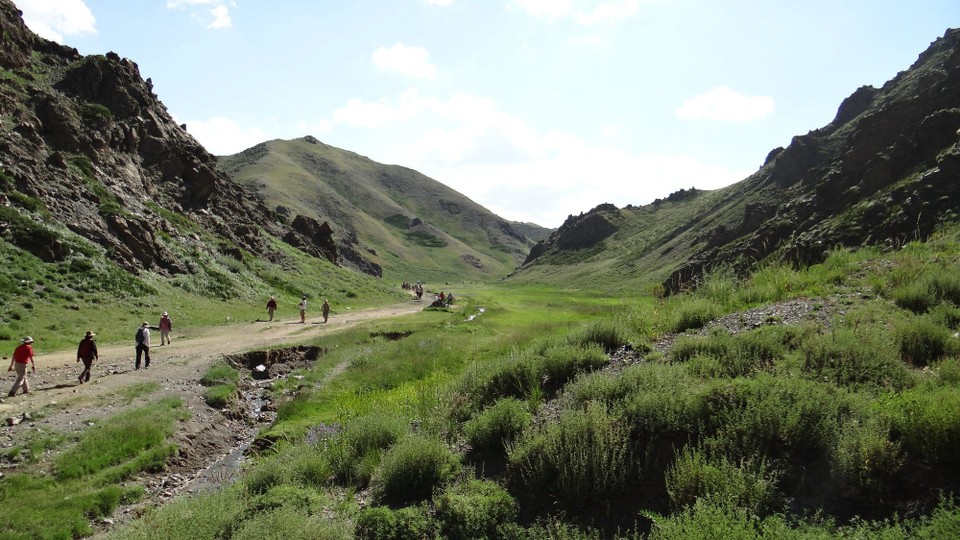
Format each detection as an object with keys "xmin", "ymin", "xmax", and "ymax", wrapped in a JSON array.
[{"xmin": 0, "ymin": 299, "xmax": 424, "ymax": 532}]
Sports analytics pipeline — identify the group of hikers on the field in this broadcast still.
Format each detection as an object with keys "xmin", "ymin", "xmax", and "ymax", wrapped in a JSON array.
[
  {"xmin": 7, "ymin": 292, "xmax": 339, "ymax": 397},
  {"xmin": 402, "ymin": 281, "xmax": 425, "ymax": 300},
  {"xmin": 6, "ymin": 310, "xmax": 174, "ymax": 398}
]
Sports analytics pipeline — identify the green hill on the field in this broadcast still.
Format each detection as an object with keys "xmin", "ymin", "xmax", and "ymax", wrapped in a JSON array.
[{"xmin": 218, "ymin": 137, "xmax": 550, "ymax": 284}]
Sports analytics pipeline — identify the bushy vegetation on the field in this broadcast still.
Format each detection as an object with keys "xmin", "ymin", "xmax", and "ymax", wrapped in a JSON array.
[{"xmin": 14, "ymin": 226, "xmax": 947, "ymax": 539}]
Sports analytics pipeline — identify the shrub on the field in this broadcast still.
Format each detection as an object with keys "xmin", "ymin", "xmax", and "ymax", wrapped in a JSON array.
[
  {"xmin": 370, "ymin": 436, "xmax": 461, "ymax": 505},
  {"xmin": 568, "ymin": 319, "xmax": 631, "ymax": 352},
  {"xmin": 647, "ymin": 499, "xmax": 804, "ymax": 540},
  {"xmin": 434, "ymin": 479, "xmax": 518, "ymax": 540},
  {"xmin": 355, "ymin": 505, "xmax": 436, "ymax": 540},
  {"xmin": 934, "ymin": 357, "xmax": 960, "ymax": 386},
  {"xmin": 889, "ymin": 387, "xmax": 960, "ymax": 466},
  {"xmin": 895, "ymin": 315, "xmax": 956, "ymax": 367},
  {"xmin": 669, "ymin": 298, "xmax": 723, "ymax": 333},
  {"xmin": 508, "ymin": 403, "xmax": 633, "ymax": 512},
  {"xmin": 801, "ymin": 326, "xmax": 910, "ymax": 390},
  {"xmin": 832, "ymin": 416, "xmax": 902, "ymax": 494},
  {"xmin": 704, "ymin": 375, "xmax": 846, "ymax": 463},
  {"xmin": 464, "ymin": 398, "xmax": 532, "ymax": 459},
  {"xmin": 538, "ymin": 343, "xmax": 609, "ymax": 394},
  {"xmin": 330, "ymin": 413, "xmax": 408, "ymax": 486},
  {"xmin": 231, "ymin": 505, "xmax": 351, "ymax": 540},
  {"xmin": 893, "ymin": 270, "xmax": 960, "ymax": 313},
  {"xmin": 665, "ymin": 447, "xmax": 780, "ymax": 516},
  {"xmin": 243, "ymin": 444, "xmax": 331, "ymax": 495}
]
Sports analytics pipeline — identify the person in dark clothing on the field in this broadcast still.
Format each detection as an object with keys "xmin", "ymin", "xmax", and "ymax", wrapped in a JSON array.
[
  {"xmin": 135, "ymin": 322, "xmax": 151, "ymax": 370},
  {"xmin": 76, "ymin": 330, "xmax": 98, "ymax": 384},
  {"xmin": 266, "ymin": 296, "xmax": 277, "ymax": 321}
]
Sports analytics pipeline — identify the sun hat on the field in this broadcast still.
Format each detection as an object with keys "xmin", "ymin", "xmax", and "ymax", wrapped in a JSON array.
[
  {"xmin": 162, "ymin": 311, "xmax": 168, "ymax": 316},
  {"xmin": 22, "ymin": 336, "xmax": 33, "ymax": 343},
  {"xmin": 85, "ymin": 330, "xmax": 95, "ymax": 338},
  {"xmin": 142, "ymin": 321, "xmax": 149, "ymax": 326}
]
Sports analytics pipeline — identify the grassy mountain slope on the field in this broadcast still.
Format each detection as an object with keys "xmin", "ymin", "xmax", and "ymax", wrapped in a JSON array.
[
  {"xmin": 517, "ymin": 28, "xmax": 960, "ymax": 294},
  {"xmin": 218, "ymin": 137, "xmax": 550, "ymax": 283}
]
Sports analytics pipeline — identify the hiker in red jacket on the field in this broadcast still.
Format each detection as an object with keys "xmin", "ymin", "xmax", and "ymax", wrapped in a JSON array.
[{"xmin": 7, "ymin": 336, "xmax": 35, "ymax": 397}]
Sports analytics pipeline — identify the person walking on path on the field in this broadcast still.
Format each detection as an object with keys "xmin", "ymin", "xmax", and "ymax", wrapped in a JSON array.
[
  {"xmin": 76, "ymin": 330, "xmax": 98, "ymax": 384},
  {"xmin": 322, "ymin": 299, "xmax": 330, "ymax": 323},
  {"xmin": 7, "ymin": 336, "xmax": 35, "ymax": 397},
  {"xmin": 159, "ymin": 311, "xmax": 173, "ymax": 346},
  {"xmin": 266, "ymin": 296, "xmax": 277, "ymax": 321},
  {"xmin": 135, "ymin": 322, "xmax": 151, "ymax": 370},
  {"xmin": 299, "ymin": 295, "xmax": 307, "ymax": 324}
]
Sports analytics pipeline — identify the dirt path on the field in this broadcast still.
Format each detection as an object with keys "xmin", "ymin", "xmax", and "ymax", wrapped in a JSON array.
[{"xmin": 0, "ymin": 299, "xmax": 423, "ymax": 528}]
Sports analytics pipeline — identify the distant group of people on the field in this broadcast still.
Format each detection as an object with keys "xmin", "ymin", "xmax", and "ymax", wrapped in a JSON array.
[
  {"xmin": 267, "ymin": 295, "xmax": 331, "ymax": 324},
  {"xmin": 403, "ymin": 281, "xmax": 425, "ymax": 300},
  {"xmin": 6, "ymin": 310, "xmax": 175, "ymax": 397}
]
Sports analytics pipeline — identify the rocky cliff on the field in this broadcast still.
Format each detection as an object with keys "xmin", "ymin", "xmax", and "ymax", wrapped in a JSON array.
[
  {"xmin": 520, "ymin": 29, "xmax": 960, "ymax": 293},
  {"xmin": 0, "ymin": 0, "xmax": 337, "ymax": 278}
]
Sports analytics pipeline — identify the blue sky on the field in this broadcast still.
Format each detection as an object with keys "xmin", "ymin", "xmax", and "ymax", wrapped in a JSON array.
[{"xmin": 17, "ymin": 0, "xmax": 959, "ymax": 228}]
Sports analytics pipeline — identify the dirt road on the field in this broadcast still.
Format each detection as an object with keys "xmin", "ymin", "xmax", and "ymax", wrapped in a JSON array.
[{"xmin": 0, "ymin": 299, "xmax": 424, "ymax": 528}]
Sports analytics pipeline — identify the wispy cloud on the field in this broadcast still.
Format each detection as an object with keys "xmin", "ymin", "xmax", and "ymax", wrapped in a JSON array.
[
  {"xmin": 17, "ymin": 0, "xmax": 96, "ymax": 43},
  {"xmin": 676, "ymin": 86, "xmax": 775, "ymax": 122},
  {"xmin": 327, "ymin": 88, "xmax": 749, "ymax": 227},
  {"xmin": 372, "ymin": 44, "xmax": 438, "ymax": 80},
  {"xmin": 511, "ymin": 0, "xmax": 640, "ymax": 25},
  {"xmin": 166, "ymin": 0, "xmax": 233, "ymax": 30}
]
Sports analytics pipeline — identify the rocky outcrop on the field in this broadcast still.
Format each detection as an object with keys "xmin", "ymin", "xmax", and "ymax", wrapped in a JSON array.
[
  {"xmin": 662, "ymin": 28, "xmax": 960, "ymax": 293},
  {"xmin": 282, "ymin": 215, "xmax": 338, "ymax": 263},
  {"xmin": 0, "ymin": 0, "xmax": 346, "ymax": 279},
  {"xmin": 523, "ymin": 203, "xmax": 622, "ymax": 265}
]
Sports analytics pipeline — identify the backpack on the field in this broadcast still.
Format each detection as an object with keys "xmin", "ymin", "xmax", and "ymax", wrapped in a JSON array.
[
  {"xmin": 78, "ymin": 339, "xmax": 93, "ymax": 358},
  {"xmin": 135, "ymin": 327, "xmax": 146, "ymax": 344}
]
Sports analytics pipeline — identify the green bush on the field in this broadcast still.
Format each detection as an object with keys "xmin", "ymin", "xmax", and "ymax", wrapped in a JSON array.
[
  {"xmin": 231, "ymin": 505, "xmax": 351, "ymax": 540},
  {"xmin": 704, "ymin": 375, "xmax": 846, "ymax": 462},
  {"xmin": 832, "ymin": 415, "xmax": 902, "ymax": 494},
  {"xmin": 355, "ymin": 505, "xmax": 436, "ymax": 540},
  {"xmin": 665, "ymin": 447, "xmax": 780, "ymax": 516},
  {"xmin": 669, "ymin": 298, "xmax": 723, "ymax": 333},
  {"xmin": 434, "ymin": 479, "xmax": 518, "ymax": 540},
  {"xmin": 538, "ymin": 343, "xmax": 609, "ymax": 393},
  {"xmin": 464, "ymin": 398, "xmax": 532, "ymax": 459},
  {"xmin": 243, "ymin": 444, "xmax": 332, "ymax": 495},
  {"xmin": 370, "ymin": 436, "xmax": 461, "ymax": 505},
  {"xmin": 895, "ymin": 315, "xmax": 956, "ymax": 367},
  {"xmin": 892, "ymin": 269, "xmax": 960, "ymax": 313},
  {"xmin": 889, "ymin": 387, "xmax": 960, "ymax": 466},
  {"xmin": 801, "ymin": 326, "xmax": 910, "ymax": 390},
  {"xmin": 647, "ymin": 499, "xmax": 806, "ymax": 540},
  {"xmin": 934, "ymin": 357, "xmax": 960, "ymax": 386},
  {"xmin": 330, "ymin": 413, "xmax": 408, "ymax": 486},
  {"xmin": 568, "ymin": 319, "xmax": 631, "ymax": 352},
  {"xmin": 508, "ymin": 403, "xmax": 633, "ymax": 511}
]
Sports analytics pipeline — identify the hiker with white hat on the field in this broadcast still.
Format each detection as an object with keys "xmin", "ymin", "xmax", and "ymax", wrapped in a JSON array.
[
  {"xmin": 135, "ymin": 322, "xmax": 151, "ymax": 370},
  {"xmin": 76, "ymin": 330, "xmax": 98, "ymax": 384},
  {"xmin": 159, "ymin": 311, "xmax": 173, "ymax": 346},
  {"xmin": 7, "ymin": 336, "xmax": 35, "ymax": 397}
]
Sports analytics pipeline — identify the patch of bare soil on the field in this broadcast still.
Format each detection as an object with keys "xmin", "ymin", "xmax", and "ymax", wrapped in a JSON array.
[{"xmin": 0, "ymin": 300, "xmax": 422, "ymax": 532}]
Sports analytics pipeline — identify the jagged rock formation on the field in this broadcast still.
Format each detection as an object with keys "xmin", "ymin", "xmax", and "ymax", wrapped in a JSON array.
[
  {"xmin": 518, "ymin": 29, "xmax": 960, "ymax": 293},
  {"xmin": 523, "ymin": 203, "xmax": 623, "ymax": 265},
  {"xmin": 0, "ymin": 0, "xmax": 337, "ymax": 277},
  {"xmin": 663, "ymin": 28, "xmax": 960, "ymax": 292}
]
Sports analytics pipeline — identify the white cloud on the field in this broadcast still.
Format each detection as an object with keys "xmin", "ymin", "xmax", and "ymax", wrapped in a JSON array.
[
  {"xmin": 166, "ymin": 0, "xmax": 233, "ymax": 30},
  {"xmin": 327, "ymin": 89, "xmax": 749, "ymax": 227},
  {"xmin": 207, "ymin": 5, "xmax": 232, "ymax": 29},
  {"xmin": 676, "ymin": 86, "xmax": 775, "ymax": 122},
  {"xmin": 423, "ymin": 0, "xmax": 453, "ymax": 5},
  {"xmin": 17, "ymin": 0, "xmax": 96, "ymax": 43},
  {"xmin": 372, "ymin": 44, "xmax": 437, "ymax": 80},
  {"xmin": 181, "ymin": 117, "xmax": 266, "ymax": 156},
  {"xmin": 511, "ymin": 0, "xmax": 640, "ymax": 25}
]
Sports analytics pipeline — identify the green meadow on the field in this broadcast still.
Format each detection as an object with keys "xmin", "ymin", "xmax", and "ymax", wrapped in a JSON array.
[{"xmin": 99, "ymin": 226, "xmax": 960, "ymax": 538}]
